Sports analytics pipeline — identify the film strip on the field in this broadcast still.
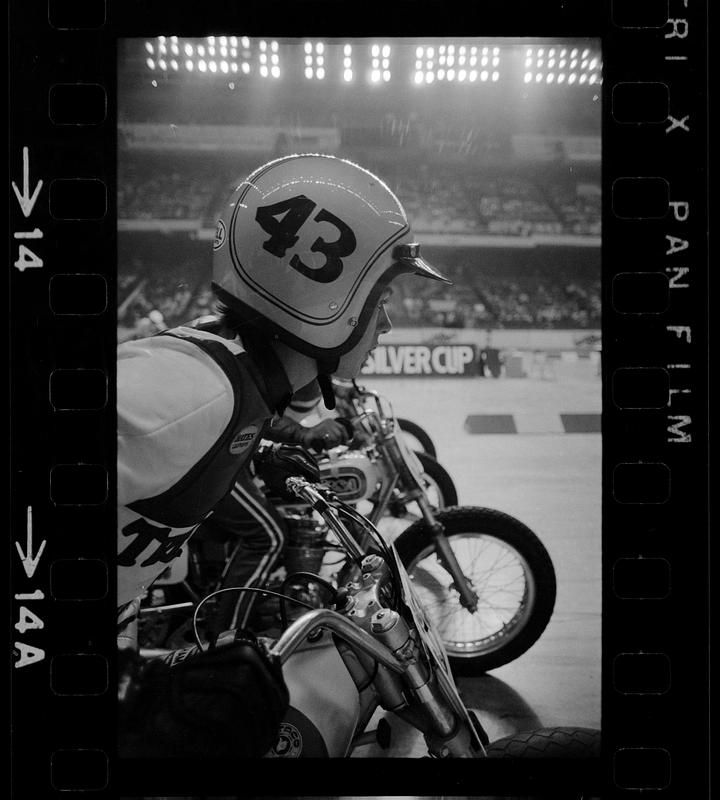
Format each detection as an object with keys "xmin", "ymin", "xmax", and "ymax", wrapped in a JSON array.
[{"xmin": 9, "ymin": 1, "xmax": 708, "ymax": 798}]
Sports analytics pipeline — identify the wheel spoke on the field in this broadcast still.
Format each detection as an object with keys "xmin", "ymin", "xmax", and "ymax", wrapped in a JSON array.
[{"xmin": 407, "ymin": 531, "xmax": 538, "ymax": 655}]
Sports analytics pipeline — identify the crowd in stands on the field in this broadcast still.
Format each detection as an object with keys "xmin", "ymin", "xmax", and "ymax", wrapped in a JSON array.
[
  {"xmin": 389, "ymin": 264, "xmax": 600, "ymax": 329},
  {"xmin": 118, "ymin": 161, "xmax": 600, "ymax": 237},
  {"xmin": 117, "ymin": 256, "xmax": 600, "ymax": 342}
]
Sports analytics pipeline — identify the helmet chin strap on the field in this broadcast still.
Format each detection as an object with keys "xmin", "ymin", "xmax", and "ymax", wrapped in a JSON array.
[{"xmin": 316, "ymin": 358, "xmax": 339, "ymax": 410}]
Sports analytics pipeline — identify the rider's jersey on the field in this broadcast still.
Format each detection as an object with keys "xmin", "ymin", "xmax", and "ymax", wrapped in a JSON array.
[{"xmin": 117, "ymin": 325, "xmax": 292, "ymax": 608}]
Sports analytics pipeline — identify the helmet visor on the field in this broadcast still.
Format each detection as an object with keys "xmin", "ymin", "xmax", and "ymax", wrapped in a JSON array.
[{"xmin": 392, "ymin": 242, "xmax": 453, "ymax": 284}]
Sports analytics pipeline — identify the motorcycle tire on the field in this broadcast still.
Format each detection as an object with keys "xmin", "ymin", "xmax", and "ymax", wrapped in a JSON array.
[
  {"xmin": 484, "ymin": 726, "xmax": 601, "ymax": 758},
  {"xmin": 415, "ymin": 450, "xmax": 458, "ymax": 508},
  {"xmin": 394, "ymin": 507, "xmax": 556, "ymax": 675},
  {"xmin": 397, "ymin": 417, "xmax": 438, "ymax": 458}
]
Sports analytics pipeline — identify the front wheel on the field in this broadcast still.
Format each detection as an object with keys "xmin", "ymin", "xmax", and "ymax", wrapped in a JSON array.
[
  {"xmin": 397, "ymin": 417, "xmax": 437, "ymax": 458},
  {"xmin": 395, "ymin": 507, "xmax": 556, "ymax": 675}
]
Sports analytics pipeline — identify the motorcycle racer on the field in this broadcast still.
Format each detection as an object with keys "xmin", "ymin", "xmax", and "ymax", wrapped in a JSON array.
[{"xmin": 117, "ymin": 153, "xmax": 450, "ymax": 758}]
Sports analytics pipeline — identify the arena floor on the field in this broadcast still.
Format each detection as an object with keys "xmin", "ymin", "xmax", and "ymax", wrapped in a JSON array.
[{"xmin": 351, "ymin": 362, "xmax": 602, "ymax": 756}]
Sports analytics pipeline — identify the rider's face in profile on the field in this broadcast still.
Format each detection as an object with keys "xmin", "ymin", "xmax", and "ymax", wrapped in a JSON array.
[{"xmin": 334, "ymin": 287, "xmax": 393, "ymax": 380}]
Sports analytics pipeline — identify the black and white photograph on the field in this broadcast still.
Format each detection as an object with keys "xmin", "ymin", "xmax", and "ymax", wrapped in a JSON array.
[{"xmin": 116, "ymin": 37, "xmax": 602, "ymax": 763}]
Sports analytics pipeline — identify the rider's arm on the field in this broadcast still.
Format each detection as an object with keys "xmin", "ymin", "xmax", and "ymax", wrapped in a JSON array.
[{"xmin": 266, "ymin": 378, "xmax": 350, "ymax": 450}]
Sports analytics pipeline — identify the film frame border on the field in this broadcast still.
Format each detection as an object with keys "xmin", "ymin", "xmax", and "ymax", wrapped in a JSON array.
[{"xmin": 8, "ymin": 0, "xmax": 709, "ymax": 797}]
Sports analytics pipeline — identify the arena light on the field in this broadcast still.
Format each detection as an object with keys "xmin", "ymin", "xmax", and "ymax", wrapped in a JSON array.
[
  {"xmin": 185, "ymin": 59, "xmax": 193, "ymax": 71},
  {"xmin": 158, "ymin": 58, "xmax": 167, "ymax": 70},
  {"xmin": 259, "ymin": 40, "xmax": 267, "ymax": 51},
  {"xmin": 184, "ymin": 43, "xmax": 193, "ymax": 56},
  {"xmin": 241, "ymin": 62, "xmax": 250, "ymax": 74},
  {"xmin": 371, "ymin": 69, "xmax": 381, "ymax": 82},
  {"xmin": 469, "ymin": 69, "xmax": 477, "ymax": 81},
  {"xmin": 304, "ymin": 41, "xmax": 312, "ymax": 54},
  {"xmin": 438, "ymin": 68, "xmax": 446, "ymax": 80},
  {"xmin": 492, "ymin": 70, "xmax": 499, "ymax": 81},
  {"xmin": 414, "ymin": 71, "xmax": 423, "ymax": 84},
  {"xmin": 228, "ymin": 81, "xmax": 235, "ymax": 89},
  {"xmin": 305, "ymin": 66, "xmax": 313, "ymax": 79},
  {"xmin": 569, "ymin": 72, "xmax": 577, "ymax": 84},
  {"xmin": 241, "ymin": 37, "xmax": 250, "ymax": 49},
  {"xmin": 197, "ymin": 44, "xmax": 205, "ymax": 57},
  {"xmin": 220, "ymin": 60, "xmax": 228, "ymax": 73},
  {"xmin": 317, "ymin": 67, "xmax": 325, "ymax": 79},
  {"xmin": 480, "ymin": 69, "xmax": 488, "ymax": 81},
  {"xmin": 371, "ymin": 44, "xmax": 380, "ymax": 57},
  {"xmin": 231, "ymin": 62, "xmax": 238, "ymax": 73},
  {"xmin": 145, "ymin": 41, "xmax": 154, "ymax": 54},
  {"xmin": 344, "ymin": 69, "xmax": 353, "ymax": 81},
  {"xmin": 344, "ymin": 43, "xmax": 352, "ymax": 56},
  {"xmin": 416, "ymin": 46, "xmax": 424, "ymax": 58},
  {"xmin": 524, "ymin": 71, "xmax": 532, "ymax": 82},
  {"xmin": 146, "ymin": 57, "xmax": 155, "ymax": 70},
  {"xmin": 171, "ymin": 43, "xmax": 179, "ymax": 55},
  {"xmin": 170, "ymin": 59, "xmax": 178, "ymax": 70},
  {"xmin": 426, "ymin": 71, "xmax": 435, "ymax": 83},
  {"xmin": 198, "ymin": 60, "xmax": 207, "ymax": 72},
  {"xmin": 458, "ymin": 69, "xmax": 466, "ymax": 81}
]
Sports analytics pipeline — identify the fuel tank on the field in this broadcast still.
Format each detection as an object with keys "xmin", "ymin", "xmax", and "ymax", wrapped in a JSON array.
[{"xmin": 266, "ymin": 631, "xmax": 362, "ymax": 757}]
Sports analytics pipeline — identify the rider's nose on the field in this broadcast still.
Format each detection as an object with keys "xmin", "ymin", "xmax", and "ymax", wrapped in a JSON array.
[{"xmin": 377, "ymin": 305, "xmax": 392, "ymax": 336}]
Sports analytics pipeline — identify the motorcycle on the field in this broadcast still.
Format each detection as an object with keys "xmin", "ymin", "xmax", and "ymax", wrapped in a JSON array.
[
  {"xmin": 140, "ymin": 383, "xmax": 557, "ymax": 675},
  {"xmin": 290, "ymin": 384, "xmax": 558, "ymax": 674},
  {"xmin": 141, "ymin": 475, "xmax": 599, "ymax": 760}
]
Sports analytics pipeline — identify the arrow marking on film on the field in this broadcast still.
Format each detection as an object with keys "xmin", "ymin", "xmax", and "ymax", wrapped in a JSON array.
[
  {"xmin": 12, "ymin": 147, "xmax": 44, "ymax": 218},
  {"xmin": 15, "ymin": 506, "xmax": 47, "ymax": 579}
]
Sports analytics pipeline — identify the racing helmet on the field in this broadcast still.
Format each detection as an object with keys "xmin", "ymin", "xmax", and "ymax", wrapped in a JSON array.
[{"xmin": 211, "ymin": 153, "xmax": 450, "ymax": 362}]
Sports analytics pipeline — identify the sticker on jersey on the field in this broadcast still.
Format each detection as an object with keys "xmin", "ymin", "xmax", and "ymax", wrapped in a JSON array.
[
  {"xmin": 267, "ymin": 722, "xmax": 303, "ymax": 757},
  {"xmin": 229, "ymin": 424, "xmax": 258, "ymax": 454},
  {"xmin": 213, "ymin": 219, "xmax": 227, "ymax": 250}
]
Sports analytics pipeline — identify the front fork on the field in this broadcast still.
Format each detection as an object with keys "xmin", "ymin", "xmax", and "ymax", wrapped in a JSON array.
[{"xmin": 414, "ymin": 494, "xmax": 479, "ymax": 613}]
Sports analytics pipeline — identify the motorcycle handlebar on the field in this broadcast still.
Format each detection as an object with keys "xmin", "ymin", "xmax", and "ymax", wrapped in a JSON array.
[{"xmin": 269, "ymin": 607, "xmax": 405, "ymax": 673}]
